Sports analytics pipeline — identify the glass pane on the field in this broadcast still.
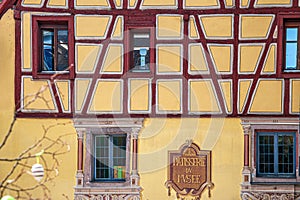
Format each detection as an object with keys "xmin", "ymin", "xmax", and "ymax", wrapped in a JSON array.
[
  {"xmin": 58, "ymin": 30, "xmax": 68, "ymax": 43},
  {"xmin": 42, "ymin": 45, "xmax": 54, "ymax": 71},
  {"xmin": 258, "ymin": 135, "xmax": 275, "ymax": 174},
  {"xmin": 42, "ymin": 30, "xmax": 54, "ymax": 45},
  {"xmin": 95, "ymin": 136, "xmax": 109, "ymax": 147},
  {"xmin": 278, "ymin": 135, "xmax": 294, "ymax": 174},
  {"xmin": 285, "ymin": 43, "xmax": 297, "ymax": 70},
  {"xmin": 133, "ymin": 33, "xmax": 150, "ymax": 47},
  {"xmin": 286, "ymin": 28, "xmax": 298, "ymax": 41},
  {"xmin": 96, "ymin": 168, "xmax": 109, "ymax": 179},
  {"xmin": 57, "ymin": 44, "xmax": 69, "ymax": 71}
]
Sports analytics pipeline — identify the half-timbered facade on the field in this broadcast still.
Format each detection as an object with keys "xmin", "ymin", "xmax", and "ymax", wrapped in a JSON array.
[{"xmin": 0, "ymin": 0, "xmax": 299, "ymax": 199}]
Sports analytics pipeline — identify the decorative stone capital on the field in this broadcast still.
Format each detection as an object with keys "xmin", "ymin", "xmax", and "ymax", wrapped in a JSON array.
[
  {"xmin": 242, "ymin": 124, "xmax": 251, "ymax": 135},
  {"xmin": 131, "ymin": 128, "xmax": 140, "ymax": 139},
  {"xmin": 76, "ymin": 128, "xmax": 85, "ymax": 139}
]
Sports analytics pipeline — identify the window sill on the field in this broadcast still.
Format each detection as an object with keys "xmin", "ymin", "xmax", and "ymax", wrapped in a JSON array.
[{"xmin": 33, "ymin": 71, "xmax": 73, "ymax": 80}]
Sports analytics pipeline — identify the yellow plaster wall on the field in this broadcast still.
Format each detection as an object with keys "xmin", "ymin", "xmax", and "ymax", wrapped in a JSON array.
[
  {"xmin": 101, "ymin": 44, "xmax": 123, "ymax": 73},
  {"xmin": 241, "ymin": 15, "xmax": 273, "ymax": 39},
  {"xmin": 220, "ymin": 81, "xmax": 232, "ymax": 113},
  {"xmin": 111, "ymin": 16, "xmax": 123, "ymax": 39},
  {"xmin": 291, "ymin": 80, "xmax": 300, "ymax": 113},
  {"xmin": 157, "ymin": 15, "xmax": 182, "ymax": 39},
  {"xmin": 250, "ymin": 80, "xmax": 283, "ymax": 113},
  {"xmin": 239, "ymin": 80, "xmax": 252, "ymax": 113},
  {"xmin": 189, "ymin": 44, "xmax": 209, "ymax": 73},
  {"xmin": 157, "ymin": 45, "xmax": 182, "ymax": 73},
  {"xmin": 139, "ymin": 118, "xmax": 243, "ymax": 200},
  {"xmin": 262, "ymin": 44, "xmax": 276, "ymax": 74},
  {"xmin": 129, "ymin": 0, "xmax": 137, "ymax": 7},
  {"xmin": 22, "ymin": 12, "xmax": 31, "ymax": 70},
  {"xmin": 75, "ymin": 0, "xmax": 109, "ymax": 6},
  {"xmin": 239, "ymin": 45, "xmax": 263, "ymax": 73},
  {"xmin": 55, "ymin": 81, "xmax": 70, "ymax": 112},
  {"xmin": 185, "ymin": 0, "xmax": 219, "ymax": 7},
  {"xmin": 75, "ymin": 15, "xmax": 111, "ymax": 38},
  {"xmin": 200, "ymin": 15, "xmax": 233, "ymax": 38},
  {"xmin": 75, "ymin": 79, "xmax": 91, "ymax": 111},
  {"xmin": 129, "ymin": 79, "xmax": 150, "ymax": 112},
  {"xmin": 22, "ymin": 0, "xmax": 42, "ymax": 5},
  {"xmin": 76, "ymin": 44, "xmax": 101, "ymax": 72},
  {"xmin": 225, "ymin": 0, "xmax": 234, "ymax": 6},
  {"xmin": 89, "ymin": 80, "xmax": 122, "ymax": 112},
  {"xmin": 157, "ymin": 80, "xmax": 181, "ymax": 112},
  {"xmin": 189, "ymin": 16, "xmax": 199, "ymax": 39},
  {"xmin": 23, "ymin": 77, "xmax": 56, "ymax": 111},
  {"xmin": 256, "ymin": 0, "xmax": 291, "ymax": 5},
  {"xmin": 48, "ymin": 0, "xmax": 67, "ymax": 6},
  {"xmin": 0, "ymin": 11, "xmax": 76, "ymax": 200},
  {"xmin": 209, "ymin": 45, "xmax": 232, "ymax": 73},
  {"xmin": 189, "ymin": 80, "xmax": 220, "ymax": 113},
  {"xmin": 142, "ymin": 0, "xmax": 176, "ymax": 6}
]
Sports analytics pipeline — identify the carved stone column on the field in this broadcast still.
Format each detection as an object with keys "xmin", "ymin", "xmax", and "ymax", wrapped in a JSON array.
[
  {"xmin": 76, "ymin": 128, "xmax": 85, "ymax": 187},
  {"xmin": 131, "ymin": 128, "xmax": 139, "ymax": 187},
  {"xmin": 241, "ymin": 124, "xmax": 251, "ymax": 189}
]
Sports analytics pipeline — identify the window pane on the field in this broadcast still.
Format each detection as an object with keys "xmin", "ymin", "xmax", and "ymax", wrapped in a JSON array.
[
  {"xmin": 258, "ymin": 135, "xmax": 275, "ymax": 174},
  {"xmin": 285, "ymin": 42, "xmax": 298, "ymax": 70},
  {"xmin": 57, "ymin": 44, "xmax": 69, "ymax": 71},
  {"xmin": 42, "ymin": 30, "xmax": 54, "ymax": 45},
  {"xmin": 58, "ymin": 30, "xmax": 68, "ymax": 43},
  {"xmin": 132, "ymin": 32, "xmax": 150, "ymax": 71},
  {"xmin": 42, "ymin": 45, "xmax": 54, "ymax": 71},
  {"xmin": 286, "ymin": 28, "xmax": 298, "ymax": 41},
  {"xmin": 278, "ymin": 135, "xmax": 294, "ymax": 174}
]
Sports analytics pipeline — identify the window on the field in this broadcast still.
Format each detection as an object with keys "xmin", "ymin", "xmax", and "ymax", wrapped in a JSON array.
[
  {"xmin": 283, "ymin": 21, "xmax": 300, "ymax": 71},
  {"xmin": 94, "ymin": 134, "xmax": 126, "ymax": 181},
  {"xmin": 129, "ymin": 29, "xmax": 151, "ymax": 72},
  {"xmin": 40, "ymin": 24, "xmax": 69, "ymax": 72},
  {"xmin": 32, "ymin": 16, "xmax": 74, "ymax": 79},
  {"xmin": 257, "ymin": 132, "xmax": 296, "ymax": 177}
]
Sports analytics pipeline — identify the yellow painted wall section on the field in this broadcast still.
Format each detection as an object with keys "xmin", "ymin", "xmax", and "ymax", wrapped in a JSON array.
[
  {"xmin": 75, "ymin": 79, "xmax": 91, "ymax": 111},
  {"xmin": 157, "ymin": 45, "xmax": 182, "ymax": 73},
  {"xmin": 89, "ymin": 80, "xmax": 122, "ymax": 112},
  {"xmin": 129, "ymin": 79, "xmax": 150, "ymax": 111},
  {"xmin": 239, "ymin": 45, "xmax": 263, "ymax": 73},
  {"xmin": 185, "ymin": 0, "xmax": 219, "ymax": 7},
  {"xmin": 23, "ymin": 0, "xmax": 42, "ymax": 5},
  {"xmin": 291, "ymin": 80, "xmax": 300, "ymax": 113},
  {"xmin": 142, "ymin": 0, "xmax": 176, "ymax": 6},
  {"xmin": 256, "ymin": 0, "xmax": 291, "ymax": 5},
  {"xmin": 55, "ymin": 81, "xmax": 70, "ymax": 111},
  {"xmin": 114, "ymin": 0, "xmax": 122, "ymax": 7},
  {"xmin": 77, "ymin": 45, "xmax": 101, "ymax": 72},
  {"xmin": 111, "ymin": 16, "xmax": 123, "ymax": 39},
  {"xmin": 239, "ymin": 80, "xmax": 252, "ymax": 113},
  {"xmin": 189, "ymin": 44, "xmax": 209, "ymax": 73},
  {"xmin": 23, "ymin": 77, "xmax": 56, "ymax": 111},
  {"xmin": 250, "ymin": 80, "xmax": 283, "ymax": 113},
  {"xmin": 139, "ymin": 118, "xmax": 243, "ymax": 200},
  {"xmin": 75, "ymin": 15, "xmax": 111, "ymax": 38},
  {"xmin": 241, "ymin": 16, "xmax": 273, "ymax": 39},
  {"xmin": 241, "ymin": 0, "xmax": 250, "ymax": 7},
  {"xmin": 48, "ymin": 0, "xmax": 67, "ymax": 6},
  {"xmin": 129, "ymin": 0, "xmax": 137, "ymax": 7},
  {"xmin": 157, "ymin": 15, "xmax": 182, "ymax": 39},
  {"xmin": 76, "ymin": 0, "xmax": 109, "ymax": 6},
  {"xmin": 22, "ymin": 12, "xmax": 31, "ymax": 70},
  {"xmin": 225, "ymin": 0, "xmax": 234, "ymax": 6},
  {"xmin": 189, "ymin": 16, "xmax": 199, "ymax": 39},
  {"xmin": 209, "ymin": 45, "xmax": 232, "ymax": 73},
  {"xmin": 262, "ymin": 44, "xmax": 276, "ymax": 73},
  {"xmin": 200, "ymin": 15, "xmax": 233, "ymax": 38},
  {"xmin": 189, "ymin": 80, "xmax": 220, "ymax": 113},
  {"xmin": 101, "ymin": 44, "xmax": 123, "ymax": 73},
  {"xmin": 157, "ymin": 80, "xmax": 181, "ymax": 112},
  {"xmin": 220, "ymin": 81, "xmax": 232, "ymax": 113}
]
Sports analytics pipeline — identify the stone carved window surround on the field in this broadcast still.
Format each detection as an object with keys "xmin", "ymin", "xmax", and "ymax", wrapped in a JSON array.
[
  {"xmin": 73, "ymin": 118, "xmax": 143, "ymax": 200},
  {"xmin": 241, "ymin": 118, "xmax": 300, "ymax": 200}
]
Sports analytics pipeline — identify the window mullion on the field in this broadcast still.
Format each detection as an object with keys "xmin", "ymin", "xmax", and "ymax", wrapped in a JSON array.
[
  {"xmin": 109, "ymin": 136, "xmax": 113, "ymax": 179},
  {"xmin": 53, "ymin": 28, "xmax": 58, "ymax": 71},
  {"xmin": 274, "ymin": 133, "xmax": 279, "ymax": 175}
]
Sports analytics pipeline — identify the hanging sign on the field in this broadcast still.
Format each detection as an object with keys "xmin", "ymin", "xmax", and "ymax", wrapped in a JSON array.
[{"xmin": 165, "ymin": 141, "xmax": 214, "ymax": 199}]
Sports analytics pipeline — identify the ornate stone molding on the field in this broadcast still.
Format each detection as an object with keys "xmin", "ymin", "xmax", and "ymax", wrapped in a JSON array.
[
  {"xmin": 241, "ymin": 192, "xmax": 300, "ymax": 200},
  {"xmin": 75, "ymin": 194, "xmax": 140, "ymax": 200}
]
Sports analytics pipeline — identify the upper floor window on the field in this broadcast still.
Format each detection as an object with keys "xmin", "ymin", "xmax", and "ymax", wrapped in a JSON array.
[
  {"xmin": 284, "ymin": 21, "xmax": 300, "ymax": 71},
  {"xmin": 256, "ymin": 131, "xmax": 296, "ymax": 177},
  {"xmin": 32, "ymin": 16, "xmax": 74, "ymax": 79},
  {"xmin": 94, "ymin": 134, "xmax": 126, "ymax": 181},
  {"xmin": 41, "ymin": 24, "xmax": 69, "ymax": 72},
  {"xmin": 130, "ymin": 30, "xmax": 151, "ymax": 72}
]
